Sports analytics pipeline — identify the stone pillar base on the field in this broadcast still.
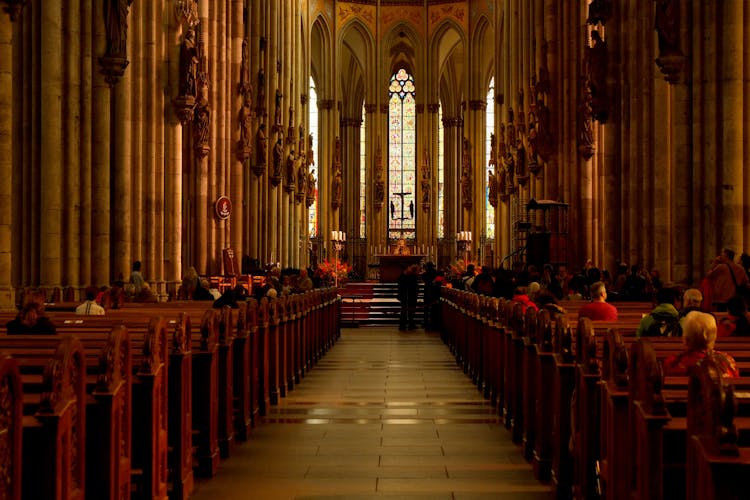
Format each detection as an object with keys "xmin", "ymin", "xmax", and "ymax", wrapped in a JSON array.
[{"xmin": 0, "ymin": 286, "xmax": 16, "ymax": 309}]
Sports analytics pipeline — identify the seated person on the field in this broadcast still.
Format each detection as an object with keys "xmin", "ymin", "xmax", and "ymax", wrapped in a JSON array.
[
  {"xmin": 718, "ymin": 295, "xmax": 750, "ymax": 337},
  {"xmin": 471, "ymin": 266, "xmax": 495, "ymax": 296},
  {"xmin": 662, "ymin": 311, "xmax": 739, "ymax": 377},
  {"xmin": 679, "ymin": 287, "xmax": 704, "ymax": 320},
  {"xmin": 577, "ymin": 281, "xmax": 618, "ymax": 321},
  {"xmin": 637, "ymin": 287, "xmax": 681, "ymax": 337},
  {"xmin": 76, "ymin": 286, "xmax": 105, "ymax": 315},
  {"xmin": 213, "ymin": 287, "xmax": 239, "ymax": 309},
  {"xmin": 296, "ymin": 269, "xmax": 313, "ymax": 292},
  {"xmin": 6, "ymin": 301, "xmax": 56, "ymax": 334},
  {"xmin": 511, "ymin": 286, "xmax": 539, "ymax": 312},
  {"xmin": 193, "ymin": 279, "xmax": 214, "ymax": 301},
  {"xmin": 536, "ymin": 289, "xmax": 566, "ymax": 315},
  {"xmin": 134, "ymin": 282, "xmax": 159, "ymax": 303}
]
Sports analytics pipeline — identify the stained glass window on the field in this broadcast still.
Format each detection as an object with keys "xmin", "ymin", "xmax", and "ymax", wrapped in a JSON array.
[
  {"xmin": 438, "ymin": 104, "xmax": 445, "ymax": 239},
  {"xmin": 359, "ymin": 105, "xmax": 366, "ymax": 237},
  {"xmin": 308, "ymin": 77, "xmax": 319, "ymax": 237},
  {"xmin": 388, "ymin": 69, "xmax": 416, "ymax": 240},
  {"xmin": 485, "ymin": 78, "xmax": 495, "ymax": 239}
]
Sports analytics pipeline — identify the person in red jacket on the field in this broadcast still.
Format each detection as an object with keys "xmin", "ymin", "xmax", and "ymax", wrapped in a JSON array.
[
  {"xmin": 511, "ymin": 286, "xmax": 538, "ymax": 312},
  {"xmin": 662, "ymin": 311, "xmax": 739, "ymax": 378},
  {"xmin": 577, "ymin": 281, "xmax": 618, "ymax": 321}
]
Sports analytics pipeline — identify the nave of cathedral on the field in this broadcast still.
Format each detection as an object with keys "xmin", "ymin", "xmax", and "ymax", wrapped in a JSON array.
[
  {"xmin": 3, "ymin": 0, "xmax": 750, "ymax": 304},
  {"xmin": 189, "ymin": 325, "xmax": 551, "ymax": 500}
]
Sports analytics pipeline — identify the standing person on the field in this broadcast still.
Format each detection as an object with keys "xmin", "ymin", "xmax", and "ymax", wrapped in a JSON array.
[
  {"xmin": 129, "ymin": 261, "xmax": 145, "ymax": 294},
  {"xmin": 637, "ymin": 287, "xmax": 681, "ymax": 337},
  {"xmin": 76, "ymin": 286, "xmax": 105, "ymax": 315},
  {"xmin": 397, "ymin": 265, "xmax": 419, "ymax": 330},
  {"xmin": 706, "ymin": 248, "xmax": 749, "ymax": 311},
  {"xmin": 577, "ymin": 281, "xmax": 618, "ymax": 321}
]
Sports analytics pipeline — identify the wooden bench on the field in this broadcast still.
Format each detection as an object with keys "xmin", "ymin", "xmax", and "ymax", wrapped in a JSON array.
[{"xmin": 0, "ymin": 335, "xmax": 87, "ymax": 500}]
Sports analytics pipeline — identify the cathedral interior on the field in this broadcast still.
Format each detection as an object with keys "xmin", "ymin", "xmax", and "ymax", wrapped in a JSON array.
[{"xmin": 2, "ymin": 0, "xmax": 749, "ymax": 306}]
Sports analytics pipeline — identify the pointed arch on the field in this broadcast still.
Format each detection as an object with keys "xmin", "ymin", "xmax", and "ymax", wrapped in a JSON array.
[
  {"xmin": 471, "ymin": 14, "xmax": 495, "ymax": 98},
  {"xmin": 430, "ymin": 20, "xmax": 465, "ymax": 117},
  {"xmin": 339, "ymin": 19, "xmax": 374, "ymax": 117},
  {"xmin": 310, "ymin": 14, "xmax": 333, "ymax": 99}
]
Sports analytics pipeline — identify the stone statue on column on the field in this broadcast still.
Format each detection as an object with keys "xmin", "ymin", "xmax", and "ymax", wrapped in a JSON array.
[
  {"xmin": 179, "ymin": 29, "xmax": 199, "ymax": 98},
  {"xmin": 654, "ymin": 0, "xmax": 684, "ymax": 83},
  {"xmin": 237, "ymin": 38, "xmax": 254, "ymax": 162},
  {"xmin": 194, "ymin": 80, "xmax": 210, "ymax": 158},
  {"xmin": 285, "ymin": 150, "xmax": 296, "ymax": 193},
  {"xmin": 461, "ymin": 138, "xmax": 472, "ymax": 210},
  {"xmin": 273, "ymin": 89, "xmax": 283, "ymax": 131},
  {"xmin": 577, "ymin": 79, "xmax": 596, "ymax": 160},
  {"xmin": 421, "ymin": 147, "xmax": 431, "ymax": 210},
  {"xmin": 331, "ymin": 137, "xmax": 343, "ymax": 210},
  {"xmin": 296, "ymin": 159, "xmax": 307, "ymax": 203},
  {"xmin": 271, "ymin": 134, "xmax": 283, "ymax": 186},
  {"xmin": 306, "ymin": 133, "xmax": 315, "ymax": 169},
  {"xmin": 585, "ymin": 30, "xmax": 609, "ymax": 122},
  {"xmin": 298, "ymin": 123, "xmax": 305, "ymax": 155},
  {"xmin": 306, "ymin": 169, "xmax": 316, "ymax": 208},
  {"xmin": 374, "ymin": 139, "xmax": 384, "ymax": 210},
  {"xmin": 104, "ymin": 0, "xmax": 133, "ymax": 58},
  {"xmin": 256, "ymin": 67, "xmax": 266, "ymax": 116},
  {"xmin": 254, "ymin": 123, "xmax": 267, "ymax": 176},
  {"xmin": 100, "ymin": 0, "xmax": 134, "ymax": 85},
  {"xmin": 488, "ymin": 169, "xmax": 498, "ymax": 208}
]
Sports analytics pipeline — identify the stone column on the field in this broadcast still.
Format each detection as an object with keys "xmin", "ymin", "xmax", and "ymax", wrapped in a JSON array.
[
  {"xmin": 719, "ymin": 0, "xmax": 744, "ymax": 252},
  {"xmin": 231, "ymin": 0, "xmax": 244, "ymax": 263},
  {"xmin": 319, "ymin": 99, "xmax": 334, "ymax": 259},
  {"xmin": 92, "ymin": 0, "xmax": 111, "ymax": 285},
  {"xmin": 40, "ymin": 2, "xmax": 63, "ymax": 287},
  {"xmin": 444, "ymin": 117, "xmax": 462, "ymax": 262},
  {"xmin": 0, "ymin": 5, "xmax": 25, "ymax": 306},
  {"xmin": 114, "ymin": 8, "xmax": 134, "ymax": 282},
  {"xmin": 63, "ymin": 0, "xmax": 81, "ymax": 289},
  {"xmin": 195, "ymin": 1, "xmax": 209, "ymax": 273},
  {"xmin": 167, "ymin": 14, "xmax": 184, "ymax": 289}
]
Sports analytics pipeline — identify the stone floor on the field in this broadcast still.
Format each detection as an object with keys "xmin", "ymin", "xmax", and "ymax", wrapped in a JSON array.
[{"xmin": 189, "ymin": 326, "xmax": 553, "ymax": 500}]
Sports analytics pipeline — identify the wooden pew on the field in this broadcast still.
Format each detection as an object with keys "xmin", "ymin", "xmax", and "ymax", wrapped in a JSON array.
[
  {"xmin": 687, "ymin": 355, "xmax": 750, "ymax": 500},
  {"xmin": 0, "ymin": 353, "xmax": 23, "ymax": 500},
  {"xmin": 192, "ymin": 309, "xmax": 220, "ymax": 478},
  {"xmin": 2, "ymin": 336, "xmax": 87, "ymax": 500},
  {"xmin": 46, "ymin": 313, "xmax": 188, "ymax": 500}
]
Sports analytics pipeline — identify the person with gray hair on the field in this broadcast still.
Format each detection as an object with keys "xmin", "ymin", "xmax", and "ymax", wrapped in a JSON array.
[
  {"xmin": 662, "ymin": 311, "xmax": 739, "ymax": 377},
  {"xmin": 678, "ymin": 288, "xmax": 703, "ymax": 325},
  {"xmin": 577, "ymin": 280, "xmax": 618, "ymax": 321}
]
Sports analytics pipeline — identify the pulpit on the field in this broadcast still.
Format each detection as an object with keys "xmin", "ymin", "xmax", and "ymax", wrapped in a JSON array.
[{"xmin": 377, "ymin": 254, "xmax": 425, "ymax": 282}]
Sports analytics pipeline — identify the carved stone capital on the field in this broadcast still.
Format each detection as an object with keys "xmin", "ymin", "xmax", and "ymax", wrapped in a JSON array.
[
  {"xmin": 300, "ymin": 94, "xmax": 308, "ymax": 106},
  {"xmin": 380, "ymin": 104, "xmax": 389, "ymax": 114},
  {"xmin": 99, "ymin": 56, "xmax": 130, "ymax": 87},
  {"xmin": 319, "ymin": 99, "xmax": 334, "ymax": 110},
  {"xmin": 173, "ymin": 95, "xmax": 196, "ymax": 125},
  {"xmin": 415, "ymin": 103, "xmax": 424, "ymax": 114},
  {"xmin": 655, "ymin": 53, "xmax": 685, "ymax": 84},
  {"xmin": 427, "ymin": 103, "xmax": 439, "ymax": 113},
  {"xmin": 341, "ymin": 118, "xmax": 361, "ymax": 128},
  {"xmin": 468, "ymin": 100, "xmax": 486, "ymax": 111},
  {"xmin": 2, "ymin": 0, "xmax": 27, "ymax": 21},
  {"xmin": 364, "ymin": 103, "xmax": 377, "ymax": 114}
]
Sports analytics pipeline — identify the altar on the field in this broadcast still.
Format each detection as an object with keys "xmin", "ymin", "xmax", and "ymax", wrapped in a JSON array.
[{"xmin": 377, "ymin": 254, "xmax": 425, "ymax": 282}]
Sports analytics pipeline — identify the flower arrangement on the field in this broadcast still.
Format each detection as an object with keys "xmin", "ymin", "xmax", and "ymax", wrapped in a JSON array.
[{"xmin": 315, "ymin": 258, "xmax": 352, "ymax": 286}]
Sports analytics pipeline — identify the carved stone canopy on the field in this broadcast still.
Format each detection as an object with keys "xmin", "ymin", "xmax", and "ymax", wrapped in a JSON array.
[
  {"xmin": 3, "ymin": 0, "xmax": 27, "ymax": 21},
  {"xmin": 99, "ymin": 56, "xmax": 130, "ymax": 87}
]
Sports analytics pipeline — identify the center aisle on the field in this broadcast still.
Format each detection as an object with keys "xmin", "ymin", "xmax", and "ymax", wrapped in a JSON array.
[{"xmin": 190, "ymin": 326, "xmax": 553, "ymax": 499}]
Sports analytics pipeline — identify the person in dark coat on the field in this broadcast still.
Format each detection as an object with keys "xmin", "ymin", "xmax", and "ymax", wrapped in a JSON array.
[
  {"xmin": 6, "ymin": 301, "xmax": 56, "ymax": 334},
  {"xmin": 397, "ymin": 265, "xmax": 419, "ymax": 330}
]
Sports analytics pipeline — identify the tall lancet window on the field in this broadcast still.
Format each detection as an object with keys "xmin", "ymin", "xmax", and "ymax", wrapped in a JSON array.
[
  {"xmin": 485, "ymin": 78, "xmax": 495, "ymax": 239},
  {"xmin": 388, "ymin": 68, "xmax": 416, "ymax": 240},
  {"xmin": 359, "ymin": 104, "xmax": 366, "ymax": 237},
  {"xmin": 308, "ymin": 77, "xmax": 319, "ymax": 237}
]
